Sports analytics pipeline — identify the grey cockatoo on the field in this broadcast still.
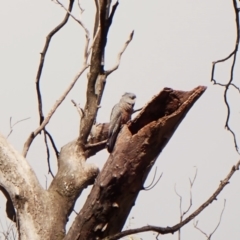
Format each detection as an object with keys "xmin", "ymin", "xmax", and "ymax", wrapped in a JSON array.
[{"xmin": 107, "ymin": 92, "xmax": 136, "ymax": 153}]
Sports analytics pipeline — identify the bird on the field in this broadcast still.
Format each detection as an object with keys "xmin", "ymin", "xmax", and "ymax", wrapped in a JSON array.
[{"xmin": 107, "ymin": 92, "xmax": 136, "ymax": 153}]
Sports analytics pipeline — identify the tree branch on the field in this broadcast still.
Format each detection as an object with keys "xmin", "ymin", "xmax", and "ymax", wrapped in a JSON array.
[
  {"xmin": 102, "ymin": 160, "xmax": 239, "ymax": 240},
  {"xmin": 211, "ymin": 0, "xmax": 240, "ymax": 152},
  {"xmin": 36, "ymin": 0, "xmax": 75, "ymax": 125},
  {"xmin": 23, "ymin": 0, "xmax": 97, "ymax": 157},
  {"xmin": 45, "ymin": 130, "xmax": 59, "ymax": 159},
  {"xmin": 43, "ymin": 131, "xmax": 55, "ymax": 178},
  {"xmin": 7, "ymin": 117, "xmax": 30, "ymax": 138},
  {"xmin": 193, "ymin": 199, "xmax": 226, "ymax": 239},
  {"xmin": 105, "ymin": 31, "xmax": 134, "ymax": 76},
  {"xmin": 78, "ymin": 0, "xmax": 118, "ymax": 145},
  {"xmin": 175, "ymin": 167, "xmax": 198, "ymax": 240},
  {"xmin": 71, "ymin": 100, "xmax": 84, "ymax": 118},
  {"xmin": 23, "ymin": 64, "xmax": 89, "ymax": 157},
  {"xmin": 54, "ymin": 0, "xmax": 90, "ymax": 39}
]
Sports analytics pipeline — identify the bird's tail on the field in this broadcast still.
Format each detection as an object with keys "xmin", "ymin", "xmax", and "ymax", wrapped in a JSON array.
[{"xmin": 106, "ymin": 131, "xmax": 119, "ymax": 153}]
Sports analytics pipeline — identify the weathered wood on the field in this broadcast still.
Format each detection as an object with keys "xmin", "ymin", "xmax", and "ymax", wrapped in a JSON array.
[{"xmin": 65, "ymin": 86, "xmax": 207, "ymax": 240}]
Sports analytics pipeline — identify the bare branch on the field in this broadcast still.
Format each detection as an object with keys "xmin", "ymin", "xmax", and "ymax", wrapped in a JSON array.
[
  {"xmin": 208, "ymin": 199, "xmax": 226, "ymax": 239},
  {"xmin": 78, "ymin": 0, "xmax": 119, "ymax": 144},
  {"xmin": 36, "ymin": 0, "xmax": 75, "ymax": 125},
  {"xmin": 77, "ymin": 0, "xmax": 84, "ymax": 14},
  {"xmin": 105, "ymin": 31, "xmax": 134, "ymax": 75},
  {"xmin": 23, "ymin": 0, "xmax": 94, "ymax": 157},
  {"xmin": 53, "ymin": 0, "xmax": 91, "ymax": 62},
  {"xmin": 211, "ymin": 0, "xmax": 240, "ymax": 152},
  {"xmin": 7, "ymin": 117, "xmax": 30, "ymax": 138},
  {"xmin": 71, "ymin": 99, "xmax": 84, "ymax": 118},
  {"xmin": 53, "ymin": 0, "xmax": 90, "ymax": 38},
  {"xmin": 193, "ymin": 219, "xmax": 208, "ymax": 238},
  {"xmin": 182, "ymin": 168, "xmax": 198, "ymax": 216},
  {"xmin": 231, "ymin": 83, "xmax": 240, "ymax": 93},
  {"xmin": 143, "ymin": 169, "xmax": 163, "ymax": 191},
  {"xmin": 174, "ymin": 184, "xmax": 183, "ymax": 240},
  {"xmin": 175, "ymin": 168, "xmax": 198, "ymax": 239},
  {"xmin": 45, "ymin": 130, "xmax": 59, "ymax": 159},
  {"xmin": 189, "ymin": 167, "xmax": 198, "ymax": 186},
  {"xmin": 102, "ymin": 160, "xmax": 240, "ymax": 240},
  {"xmin": 193, "ymin": 200, "xmax": 226, "ymax": 240},
  {"xmin": 23, "ymin": 64, "xmax": 89, "ymax": 157},
  {"xmin": 43, "ymin": 131, "xmax": 54, "ymax": 178},
  {"xmin": 174, "ymin": 184, "xmax": 183, "ymax": 217}
]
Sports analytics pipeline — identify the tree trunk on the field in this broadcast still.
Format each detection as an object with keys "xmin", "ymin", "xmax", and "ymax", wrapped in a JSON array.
[{"xmin": 65, "ymin": 86, "xmax": 206, "ymax": 240}]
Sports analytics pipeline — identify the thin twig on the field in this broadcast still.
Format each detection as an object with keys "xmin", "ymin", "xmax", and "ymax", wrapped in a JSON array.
[
  {"xmin": 210, "ymin": 0, "xmax": 240, "ymax": 152},
  {"xmin": 174, "ymin": 185, "xmax": 183, "ymax": 218},
  {"xmin": 45, "ymin": 130, "xmax": 59, "ymax": 159},
  {"xmin": 43, "ymin": 131, "xmax": 54, "ymax": 178},
  {"xmin": 53, "ymin": 0, "xmax": 91, "ymax": 62},
  {"xmin": 53, "ymin": 0, "xmax": 90, "ymax": 38},
  {"xmin": 77, "ymin": 0, "xmax": 84, "ymax": 14},
  {"xmin": 144, "ymin": 167, "xmax": 158, "ymax": 189},
  {"xmin": 174, "ymin": 184, "xmax": 183, "ymax": 240},
  {"xmin": 71, "ymin": 99, "xmax": 84, "ymax": 118},
  {"xmin": 208, "ymin": 199, "xmax": 226, "ymax": 239},
  {"xmin": 7, "ymin": 117, "xmax": 30, "ymax": 138},
  {"xmin": 193, "ymin": 219, "xmax": 208, "ymax": 238},
  {"xmin": 73, "ymin": 209, "xmax": 79, "ymax": 215},
  {"xmin": 102, "ymin": 160, "xmax": 240, "ymax": 240},
  {"xmin": 193, "ymin": 200, "xmax": 226, "ymax": 239},
  {"xmin": 105, "ymin": 31, "xmax": 134, "ymax": 75},
  {"xmin": 144, "ymin": 168, "xmax": 163, "ymax": 191},
  {"xmin": 183, "ymin": 167, "xmax": 198, "ymax": 216},
  {"xmin": 174, "ymin": 168, "xmax": 197, "ymax": 240},
  {"xmin": 231, "ymin": 83, "xmax": 240, "ymax": 93}
]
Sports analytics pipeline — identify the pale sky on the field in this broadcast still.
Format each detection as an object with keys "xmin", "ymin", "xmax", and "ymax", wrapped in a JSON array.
[{"xmin": 0, "ymin": 0, "xmax": 240, "ymax": 239}]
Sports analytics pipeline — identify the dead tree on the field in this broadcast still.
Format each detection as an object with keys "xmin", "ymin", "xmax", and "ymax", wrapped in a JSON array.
[{"xmin": 0, "ymin": 1, "xmax": 239, "ymax": 240}]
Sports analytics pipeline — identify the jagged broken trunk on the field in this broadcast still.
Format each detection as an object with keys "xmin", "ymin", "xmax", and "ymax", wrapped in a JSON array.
[{"xmin": 65, "ymin": 86, "xmax": 206, "ymax": 240}]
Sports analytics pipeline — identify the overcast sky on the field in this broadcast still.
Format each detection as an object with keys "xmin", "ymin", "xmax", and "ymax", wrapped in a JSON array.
[{"xmin": 0, "ymin": 0, "xmax": 240, "ymax": 239}]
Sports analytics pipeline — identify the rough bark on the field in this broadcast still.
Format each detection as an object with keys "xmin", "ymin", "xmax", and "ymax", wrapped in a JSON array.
[
  {"xmin": 0, "ymin": 134, "xmax": 47, "ymax": 239},
  {"xmin": 65, "ymin": 86, "xmax": 207, "ymax": 240},
  {"xmin": 0, "ymin": 133, "xmax": 99, "ymax": 239}
]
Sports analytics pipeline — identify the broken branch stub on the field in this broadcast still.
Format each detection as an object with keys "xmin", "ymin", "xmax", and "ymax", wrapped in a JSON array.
[{"xmin": 65, "ymin": 86, "xmax": 206, "ymax": 240}]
